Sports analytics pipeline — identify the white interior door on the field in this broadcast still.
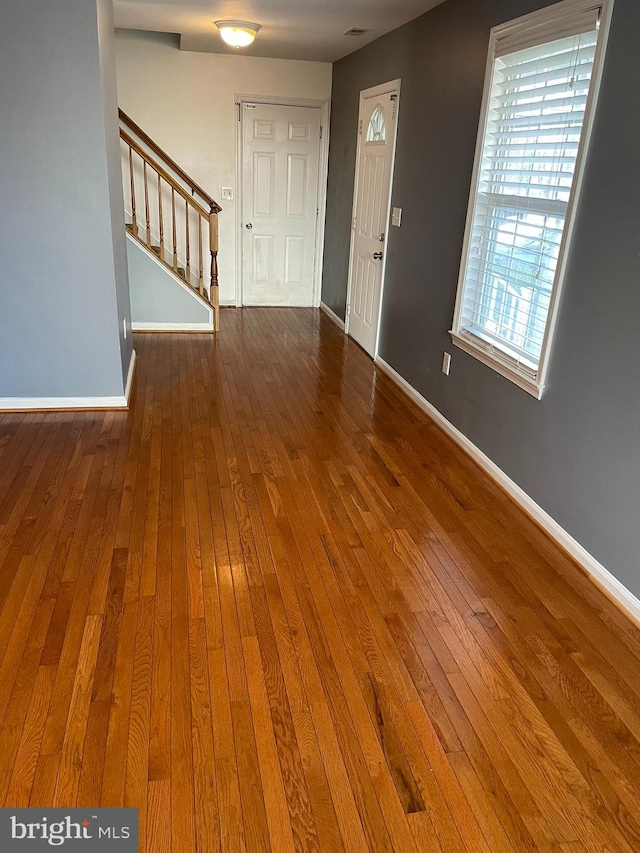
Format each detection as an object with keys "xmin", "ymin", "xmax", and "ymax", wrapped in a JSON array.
[
  {"xmin": 347, "ymin": 83, "xmax": 399, "ymax": 356},
  {"xmin": 241, "ymin": 102, "xmax": 321, "ymax": 306}
]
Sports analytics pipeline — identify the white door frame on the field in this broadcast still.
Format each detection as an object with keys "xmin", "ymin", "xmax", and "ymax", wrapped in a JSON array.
[
  {"xmin": 345, "ymin": 79, "xmax": 401, "ymax": 357},
  {"xmin": 235, "ymin": 93, "xmax": 331, "ymax": 308}
]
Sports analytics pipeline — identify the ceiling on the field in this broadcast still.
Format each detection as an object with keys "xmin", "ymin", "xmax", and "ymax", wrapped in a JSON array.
[{"xmin": 113, "ymin": 0, "xmax": 446, "ymax": 62}]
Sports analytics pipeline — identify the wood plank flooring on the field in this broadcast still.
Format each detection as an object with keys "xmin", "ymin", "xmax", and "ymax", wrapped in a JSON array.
[{"xmin": 1, "ymin": 308, "xmax": 640, "ymax": 851}]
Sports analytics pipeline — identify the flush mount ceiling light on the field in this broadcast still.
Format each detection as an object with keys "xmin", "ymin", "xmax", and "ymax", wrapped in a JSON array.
[{"xmin": 215, "ymin": 20, "xmax": 261, "ymax": 48}]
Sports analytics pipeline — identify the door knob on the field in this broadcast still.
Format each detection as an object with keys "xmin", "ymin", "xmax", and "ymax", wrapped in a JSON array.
[
  {"xmin": 245, "ymin": 223, "xmax": 253, "ymax": 230},
  {"xmin": 379, "ymin": 233, "xmax": 385, "ymax": 242},
  {"xmin": 373, "ymin": 252, "xmax": 383, "ymax": 260}
]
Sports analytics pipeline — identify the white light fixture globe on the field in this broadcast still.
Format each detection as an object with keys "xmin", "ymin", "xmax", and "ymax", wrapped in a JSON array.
[{"xmin": 215, "ymin": 20, "xmax": 261, "ymax": 48}]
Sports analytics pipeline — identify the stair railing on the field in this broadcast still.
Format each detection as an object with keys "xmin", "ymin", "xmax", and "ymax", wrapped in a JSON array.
[{"xmin": 119, "ymin": 110, "xmax": 221, "ymax": 331}]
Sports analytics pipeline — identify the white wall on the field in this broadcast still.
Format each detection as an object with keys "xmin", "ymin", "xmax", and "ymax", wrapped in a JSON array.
[{"xmin": 115, "ymin": 30, "xmax": 332, "ymax": 304}]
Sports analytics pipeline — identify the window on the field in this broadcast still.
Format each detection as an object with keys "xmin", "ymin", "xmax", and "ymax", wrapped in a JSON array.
[
  {"xmin": 366, "ymin": 106, "xmax": 387, "ymax": 143},
  {"xmin": 451, "ymin": 0, "xmax": 612, "ymax": 397}
]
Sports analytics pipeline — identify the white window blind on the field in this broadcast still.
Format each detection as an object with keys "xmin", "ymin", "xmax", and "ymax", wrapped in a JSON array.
[{"xmin": 452, "ymin": 1, "xmax": 609, "ymax": 394}]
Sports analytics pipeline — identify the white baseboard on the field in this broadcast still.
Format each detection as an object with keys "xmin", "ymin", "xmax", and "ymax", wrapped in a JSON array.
[
  {"xmin": 320, "ymin": 302, "xmax": 346, "ymax": 331},
  {"xmin": 132, "ymin": 322, "xmax": 213, "ymax": 331},
  {"xmin": 374, "ymin": 356, "xmax": 640, "ymax": 628},
  {"xmin": 0, "ymin": 349, "xmax": 137, "ymax": 412}
]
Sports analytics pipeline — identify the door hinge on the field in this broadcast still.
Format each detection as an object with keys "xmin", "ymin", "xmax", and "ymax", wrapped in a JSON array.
[
  {"xmin": 236, "ymin": 102, "xmax": 241, "ymax": 121},
  {"xmin": 320, "ymin": 125, "xmax": 323, "ymax": 139},
  {"xmin": 390, "ymin": 93, "xmax": 398, "ymax": 120},
  {"xmin": 359, "ymin": 119, "xmax": 363, "ymax": 135}
]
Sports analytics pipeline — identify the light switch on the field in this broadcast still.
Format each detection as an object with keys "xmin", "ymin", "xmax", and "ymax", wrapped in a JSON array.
[
  {"xmin": 221, "ymin": 187, "xmax": 234, "ymax": 200},
  {"xmin": 391, "ymin": 207, "xmax": 402, "ymax": 227}
]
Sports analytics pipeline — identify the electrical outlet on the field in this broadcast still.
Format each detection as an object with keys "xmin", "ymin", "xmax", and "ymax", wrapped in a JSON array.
[
  {"xmin": 442, "ymin": 352, "xmax": 451, "ymax": 376},
  {"xmin": 391, "ymin": 207, "xmax": 402, "ymax": 227},
  {"xmin": 221, "ymin": 187, "xmax": 234, "ymax": 200}
]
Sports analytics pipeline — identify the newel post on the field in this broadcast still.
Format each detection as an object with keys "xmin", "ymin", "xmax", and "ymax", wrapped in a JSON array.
[{"xmin": 209, "ymin": 204, "xmax": 220, "ymax": 332}]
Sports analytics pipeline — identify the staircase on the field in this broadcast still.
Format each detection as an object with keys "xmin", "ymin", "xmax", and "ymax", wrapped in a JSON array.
[{"xmin": 119, "ymin": 110, "xmax": 222, "ymax": 331}]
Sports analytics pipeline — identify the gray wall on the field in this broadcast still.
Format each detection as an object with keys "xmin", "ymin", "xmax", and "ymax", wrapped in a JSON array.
[
  {"xmin": 322, "ymin": 0, "xmax": 640, "ymax": 597},
  {"xmin": 127, "ymin": 238, "xmax": 213, "ymax": 326},
  {"xmin": 0, "ymin": 0, "xmax": 132, "ymax": 399},
  {"xmin": 98, "ymin": 0, "xmax": 134, "ymax": 385}
]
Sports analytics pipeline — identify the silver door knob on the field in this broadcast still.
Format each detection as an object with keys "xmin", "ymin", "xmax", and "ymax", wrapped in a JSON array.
[
  {"xmin": 379, "ymin": 233, "xmax": 385, "ymax": 242},
  {"xmin": 373, "ymin": 252, "xmax": 383, "ymax": 260},
  {"xmin": 245, "ymin": 223, "xmax": 253, "ymax": 230}
]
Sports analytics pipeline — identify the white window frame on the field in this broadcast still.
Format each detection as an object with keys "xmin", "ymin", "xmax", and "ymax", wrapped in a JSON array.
[{"xmin": 450, "ymin": 0, "xmax": 615, "ymax": 398}]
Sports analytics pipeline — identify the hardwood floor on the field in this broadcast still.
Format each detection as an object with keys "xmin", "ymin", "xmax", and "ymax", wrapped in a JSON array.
[{"xmin": 1, "ymin": 308, "xmax": 640, "ymax": 851}]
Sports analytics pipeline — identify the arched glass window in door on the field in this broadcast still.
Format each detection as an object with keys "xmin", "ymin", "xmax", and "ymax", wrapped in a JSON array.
[{"xmin": 366, "ymin": 106, "xmax": 386, "ymax": 143}]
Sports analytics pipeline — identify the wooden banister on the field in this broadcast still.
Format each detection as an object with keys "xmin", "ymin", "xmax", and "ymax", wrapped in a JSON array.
[
  {"xmin": 120, "ymin": 114, "xmax": 221, "ymax": 331},
  {"xmin": 119, "ymin": 109, "xmax": 222, "ymax": 213},
  {"xmin": 120, "ymin": 130, "xmax": 209, "ymax": 218},
  {"xmin": 129, "ymin": 147, "xmax": 137, "ymax": 237}
]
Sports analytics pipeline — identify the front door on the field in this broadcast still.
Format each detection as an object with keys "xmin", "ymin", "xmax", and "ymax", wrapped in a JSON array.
[
  {"xmin": 241, "ymin": 102, "xmax": 321, "ymax": 306},
  {"xmin": 347, "ymin": 82, "xmax": 400, "ymax": 357}
]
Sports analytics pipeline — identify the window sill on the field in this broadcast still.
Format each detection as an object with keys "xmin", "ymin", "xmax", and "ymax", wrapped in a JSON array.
[{"xmin": 449, "ymin": 331, "xmax": 545, "ymax": 399}]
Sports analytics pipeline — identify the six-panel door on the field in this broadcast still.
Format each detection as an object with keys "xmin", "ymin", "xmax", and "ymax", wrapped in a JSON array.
[{"xmin": 242, "ymin": 103, "xmax": 322, "ymax": 306}]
